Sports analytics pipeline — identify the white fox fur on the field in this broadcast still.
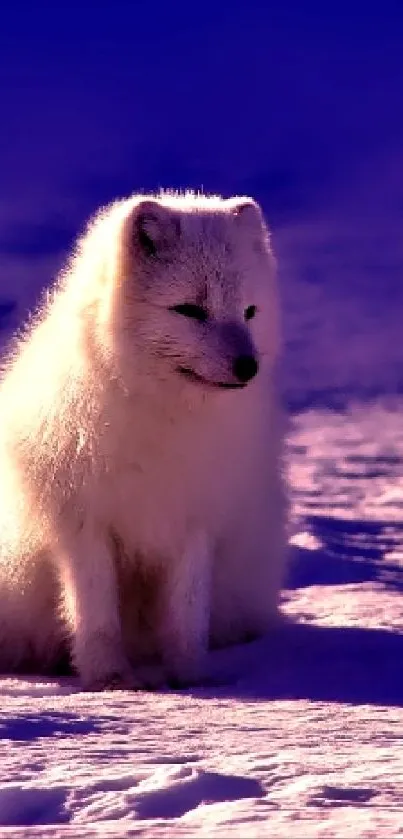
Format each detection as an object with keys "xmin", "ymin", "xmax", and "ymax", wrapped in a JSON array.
[{"xmin": 0, "ymin": 191, "xmax": 287, "ymax": 690}]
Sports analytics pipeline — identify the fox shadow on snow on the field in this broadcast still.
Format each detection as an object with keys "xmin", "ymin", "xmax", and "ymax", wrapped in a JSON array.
[
  {"xmin": 1, "ymin": 516, "xmax": 401, "ymax": 709},
  {"xmin": 0, "ymin": 711, "xmax": 102, "ymax": 741},
  {"xmin": 199, "ymin": 514, "xmax": 403, "ymax": 707}
]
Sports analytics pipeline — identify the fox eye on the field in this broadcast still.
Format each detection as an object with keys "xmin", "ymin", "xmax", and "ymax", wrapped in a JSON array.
[
  {"xmin": 170, "ymin": 303, "xmax": 208, "ymax": 323},
  {"xmin": 244, "ymin": 304, "xmax": 257, "ymax": 321}
]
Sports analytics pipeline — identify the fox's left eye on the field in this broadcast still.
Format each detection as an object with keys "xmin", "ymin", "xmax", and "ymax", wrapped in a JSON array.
[{"xmin": 244, "ymin": 305, "xmax": 257, "ymax": 321}]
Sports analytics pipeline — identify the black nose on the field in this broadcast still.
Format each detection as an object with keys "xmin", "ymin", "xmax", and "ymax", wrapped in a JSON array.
[{"xmin": 232, "ymin": 354, "xmax": 259, "ymax": 383}]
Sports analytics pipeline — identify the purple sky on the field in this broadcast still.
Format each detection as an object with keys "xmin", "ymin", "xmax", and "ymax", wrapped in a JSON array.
[{"xmin": 1, "ymin": 0, "xmax": 402, "ymax": 403}]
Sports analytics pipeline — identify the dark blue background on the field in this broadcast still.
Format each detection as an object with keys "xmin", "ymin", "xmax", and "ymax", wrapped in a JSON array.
[{"xmin": 1, "ymin": 0, "xmax": 402, "ymax": 405}]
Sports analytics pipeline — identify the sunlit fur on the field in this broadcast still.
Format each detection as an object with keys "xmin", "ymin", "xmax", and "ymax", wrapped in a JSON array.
[{"xmin": 0, "ymin": 191, "xmax": 287, "ymax": 690}]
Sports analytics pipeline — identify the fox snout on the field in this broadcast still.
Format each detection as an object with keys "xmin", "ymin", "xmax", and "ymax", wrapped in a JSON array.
[
  {"xmin": 165, "ymin": 307, "xmax": 260, "ymax": 389},
  {"xmin": 175, "ymin": 320, "xmax": 260, "ymax": 389},
  {"xmin": 219, "ymin": 321, "xmax": 259, "ymax": 384},
  {"xmin": 232, "ymin": 354, "xmax": 259, "ymax": 383}
]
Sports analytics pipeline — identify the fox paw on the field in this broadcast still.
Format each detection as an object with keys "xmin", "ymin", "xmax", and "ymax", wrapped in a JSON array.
[{"xmin": 82, "ymin": 668, "xmax": 139, "ymax": 692}]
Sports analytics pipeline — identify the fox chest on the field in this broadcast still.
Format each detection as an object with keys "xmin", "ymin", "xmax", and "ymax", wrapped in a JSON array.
[{"xmin": 98, "ymin": 424, "xmax": 245, "ymax": 556}]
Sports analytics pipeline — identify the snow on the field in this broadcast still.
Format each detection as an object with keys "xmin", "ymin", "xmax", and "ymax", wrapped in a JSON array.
[{"xmin": 0, "ymin": 403, "xmax": 402, "ymax": 837}]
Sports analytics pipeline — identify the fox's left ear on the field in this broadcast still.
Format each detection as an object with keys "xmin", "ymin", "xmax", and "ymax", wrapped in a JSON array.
[
  {"xmin": 232, "ymin": 198, "xmax": 262, "ymax": 222},
  {"xmin": 231, "ymin": 197, "xmax": 271, "ymax": 249}
]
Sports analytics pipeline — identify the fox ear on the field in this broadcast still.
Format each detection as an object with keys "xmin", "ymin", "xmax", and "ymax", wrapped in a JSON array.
[
  {"xmin": 231, "ymin": 197, "xmax": 271, "ymax": 253},
  {"xmin": 133, "ymin": 200, "xmax": 180, "ymax": 258},
  {"xmin": 232, "ymin": 198, "xmax": 264, "ymax": 228}
]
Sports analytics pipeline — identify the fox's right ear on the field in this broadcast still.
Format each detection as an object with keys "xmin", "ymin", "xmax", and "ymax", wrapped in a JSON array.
[{"xmin": 132, "ymin": 200, "xmax": 180, "ymax": 259}]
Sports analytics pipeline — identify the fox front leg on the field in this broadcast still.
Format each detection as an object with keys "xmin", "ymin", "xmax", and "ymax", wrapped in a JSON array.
[
  {"xmin": 158, "ymin": 530, "xmax": 211, "ymax": 687},
  {"xmin": 58, "ymin": 522, "xmax": 137, "ymax": 690}
]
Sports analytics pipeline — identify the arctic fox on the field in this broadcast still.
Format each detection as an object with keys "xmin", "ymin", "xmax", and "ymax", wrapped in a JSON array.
[{"xmin": 0, "ymin": 191, "xmax": 287, "ymax": 690}]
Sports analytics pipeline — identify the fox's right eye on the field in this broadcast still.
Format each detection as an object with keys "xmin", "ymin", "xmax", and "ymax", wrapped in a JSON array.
[{"xmin": 169, "ymin": 304, "xmax": 208, "ymax": 323}]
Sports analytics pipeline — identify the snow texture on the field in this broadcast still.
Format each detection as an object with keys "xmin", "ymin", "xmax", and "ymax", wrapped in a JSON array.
[{"xmin": 0, "ymin": 402, "xmax": 402, "ymax": 837}]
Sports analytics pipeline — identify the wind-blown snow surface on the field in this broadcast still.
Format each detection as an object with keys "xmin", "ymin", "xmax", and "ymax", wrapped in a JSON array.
[{"xmin": 0, "ymin": 402, "xmax": 402, "ymax": 837}]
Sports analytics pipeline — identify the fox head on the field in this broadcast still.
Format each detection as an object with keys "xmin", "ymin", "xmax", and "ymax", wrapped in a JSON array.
[{"xmin": 81, "ymin": 192, "xmax": 280, "ymax": 399}]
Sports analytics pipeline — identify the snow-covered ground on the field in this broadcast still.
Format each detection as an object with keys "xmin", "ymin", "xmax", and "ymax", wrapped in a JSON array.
[{"xmin": 0, "ymin": 401, "xmax": 401, "ymax": 837}]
